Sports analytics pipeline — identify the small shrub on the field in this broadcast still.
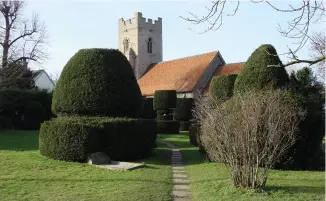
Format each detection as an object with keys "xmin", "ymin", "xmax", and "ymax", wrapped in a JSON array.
[
  {"xmin": 179, "ymin": 121, "xmax": 191, "ymax": 131},
  {"xmin": 194, "ymin": 89, "xmax": 303, "ymax": 189},
  {"xmin": 173, "ymin": 98, "xmax": 194, "ymax": 121},
  {"xmin": 52, "ymin": 48, "xmax": 142, "ymax": 117},
  {"xmin": 153, "ymin": 90, "xmax": 177, "ymax": 110},
  {"xmin": 209, "ymin": 75, "xmax": 237, "ymax": 103},
  {"xmin": 22, "ymin": 101, "xmax": 46, "ymax": 130},
  {"xmin": 157, "ymin": 120, "xmax": 180, "ymax": 134},
  {"xmin": 234, "ymin": 44, "xmax": 289, "ymax": 94}
]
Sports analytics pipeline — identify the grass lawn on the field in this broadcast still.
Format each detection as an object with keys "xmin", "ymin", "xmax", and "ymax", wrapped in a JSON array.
[
  {"xmin": 0, "ymin": 130, "xmax": 172, "ymax": 201},
  {"xmin": 159, "ymin": 132, "xmax": 325, "ymax": 201}
]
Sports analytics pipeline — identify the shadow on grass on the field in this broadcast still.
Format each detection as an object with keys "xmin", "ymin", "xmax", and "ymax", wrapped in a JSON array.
[
  {"xmin": 0, "ymin": 130, "xmax": 39, "ymax": 151},
  {"xmin": 0, "ymin": 177, "xmax": 171, "ymax": 184},
  {"xmin": 265, "ymin": 185, "xmax": 325, "ymax": 195}
]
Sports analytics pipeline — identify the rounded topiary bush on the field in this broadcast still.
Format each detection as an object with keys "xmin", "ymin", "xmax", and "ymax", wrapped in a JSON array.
[
  {"xmin": 22, "ymin": 101, "xmax": 46, "ymax": 130},
  {"xmin": 52, "ymin": 48, "xmax": 142, "ymax": 117},
  {"xmin": 153, "ymin": 90, "xmax": 177, "ymax": 111},
  {"xmin": 209, "ymin": 74, "xmax": 237, "ymax": 103},
  {"xmin": 173, "ymin": 98, "xmax": 194, "ymax": 121},
  {"xmin": 157, "ymin": 120, "xmax": 180, "ymax": 134},
  {"xmin": 234, "ymin": 44, "xmax": 289, "ymax": 94}
]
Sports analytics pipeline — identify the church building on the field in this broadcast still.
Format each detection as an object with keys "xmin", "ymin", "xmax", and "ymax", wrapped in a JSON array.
[{"xmin": 118, "ymin": 12, "xmax": 244, "ymax": 97}]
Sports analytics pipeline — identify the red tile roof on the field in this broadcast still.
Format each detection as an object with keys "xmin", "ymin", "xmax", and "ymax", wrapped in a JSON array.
[
  {"xmin": 138, "ymin": 52, "xmax": 218, "ymax": 96},
  {"xmin": 204, "ymin": 62, "xmax": 245, "ymax": 91}
]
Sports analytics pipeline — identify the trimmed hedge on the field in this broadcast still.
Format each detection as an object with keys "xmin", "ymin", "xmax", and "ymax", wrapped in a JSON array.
[
  {"xmin": 157, "ymin": 109, "xmax": 173, "ymax": 116},
  {"xmin": 39, "ymin": 121, "xmax": 97, "ymax": 162},
  {"xmin": 234, "ymin": 44, "xmax": 289, "ymax": 94},
  {"xmin": 157, "ymin": 114, "xmax": 173, "ymax": 121},
  {"xmin": 157, "ymin": 120, "xmax": 180, "ymax": 134},
  {"xmin": 153, "ymin": 90, "xmax": 177, "ymax": 110},
  {"xmin": 189, "ymin": 123, "xmax": 212, "ymax": 161},
  {"xmin": 209, "ymin": 75, "xmax": 237, "ymax": 102},
  {"xmin": 189, "ymin": 123, "xmax": 199, "ymax": 146},
  {"xmin": 179, "ymin": 121, "xmax": 191, "ymax": 131},
  {"xmin": 0, "ymin": 88, "xmax": 53, "ymax": 129},
  {"xmin": 52, "ymin": 48, "xmax": 142, "ymax": 117},
  {"xmin": 139, "ymin": 97, "xmax": 157, "ymax": 119},
  {"xmin": 173, "ymin": 98, "xmax": 194, "ymax": 121},
  {"xmin": 39, "ymin": 116, "xmax": 157, "ymax": 162},
  {"xmin": 22, "ymin": 101, "xmax": 46, "ymax": 130}
]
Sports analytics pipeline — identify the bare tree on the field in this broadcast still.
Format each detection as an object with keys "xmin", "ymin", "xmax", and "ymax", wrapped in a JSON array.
[
  {"xmin": 310, "ymin": 31, "xmax": 325, "ymax": 77},
  {"xmin": 193, "ymin": 89, "xmax": 304, "ymax": 188},
  {"xmin": 181, "ymin": 0, "xmax": 325, "ymax": 68},
  {"xmin": 0, "ymin": 1, "xmax": 47, "ymax": 68}
]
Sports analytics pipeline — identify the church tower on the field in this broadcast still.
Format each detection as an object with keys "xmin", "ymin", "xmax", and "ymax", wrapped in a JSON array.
[{"xmin": 118, "ymin": 12, "xmax": 163, "ymax": 80}]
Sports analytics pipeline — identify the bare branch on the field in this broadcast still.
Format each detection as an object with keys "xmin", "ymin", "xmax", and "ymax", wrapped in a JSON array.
[{"xmin": 181, "ymin": 0, "xmax": 325, "ymax": 67}]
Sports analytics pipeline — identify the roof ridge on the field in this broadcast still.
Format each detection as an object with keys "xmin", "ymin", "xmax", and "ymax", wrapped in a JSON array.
[
  {"xmin": 225, "ymin": 61, "xmax": 245, "ymax": 65},
  {"xmin": 155, "ymin": 51, "xmax": 218, "ymax": 65}
]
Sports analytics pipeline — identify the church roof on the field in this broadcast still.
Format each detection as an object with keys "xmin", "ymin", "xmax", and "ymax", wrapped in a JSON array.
[
  {"xmin": 204, "ymin": 62, "xmax": 245, "ymax": 91},
  {"xmin": 138, "ymin": 51, "xmax": 218, "ymax": 96}
]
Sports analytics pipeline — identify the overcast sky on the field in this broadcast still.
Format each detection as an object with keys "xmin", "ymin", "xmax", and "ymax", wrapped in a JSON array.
[{"xmin": 23, "ymin": 0, "xmax": 324, "ymax": 77}]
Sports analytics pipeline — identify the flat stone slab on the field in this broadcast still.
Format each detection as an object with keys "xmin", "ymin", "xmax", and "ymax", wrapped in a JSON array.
[
  {"xmin": 91, "ymin": 161, "xmax": 145, "ymax": 171},
  {"xmin": 173, "ymin": 190, "xmax": 191, "ymax": 198},
  {"xmin": 173, "ymin": 170, "xmax": 186, "ymax": 173},
  {"xmin": 172, "ymin": 166, "xmax": 185, "ymax": 170},
  {"xmin": 173, "ymin": 173, "xmax": 187, "ymax": 178},
  {"xmin": 173, "ymin": 198, "xmax": 192, "ymax": 201},
  {"xmin": 173, "ymin": 178, "xmax": 189, "ymax": 184},
  {"xmin": 172, "ymin": 163, "xmax": 184, "ymax": 167},
  {"xmin": 172, "ymin": 155, "xmax": 182, "ymax": 158},
  {"xmin": 174, "ymin": 184, "xmax": 190, "ymax": 190}
]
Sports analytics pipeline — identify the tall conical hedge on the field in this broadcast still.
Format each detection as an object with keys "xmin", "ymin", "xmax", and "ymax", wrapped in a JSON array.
[
  {"xmin": 52, "ymin": 48, "xmax": 142, "ymax": 117},
  {"xmin": 234, "ymin": 44, "xmax": 289, "ymax": 94}
]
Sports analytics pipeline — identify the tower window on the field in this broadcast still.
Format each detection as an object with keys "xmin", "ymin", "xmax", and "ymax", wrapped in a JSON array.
[
  {"xmin": 147, "ymin": 38, "xmax": 152, "ymax": 53},
  {"xmin": 123, "ymin": 38, "xmax": 129, "ymax": 53}
]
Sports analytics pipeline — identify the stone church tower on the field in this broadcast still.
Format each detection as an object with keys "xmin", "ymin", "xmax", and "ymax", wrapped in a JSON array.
[{"xmin": 118, "ymin": 12, "xmax": 163, "ymax": 80}]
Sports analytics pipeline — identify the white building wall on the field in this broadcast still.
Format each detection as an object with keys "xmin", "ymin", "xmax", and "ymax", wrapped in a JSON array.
[
  {"xmin": 34, "ymin": 72, "xmax": 55, "ymax": 92},
  {"xmin": 118, "ymin": 12, "xmax": 163, "ymax": 80}
]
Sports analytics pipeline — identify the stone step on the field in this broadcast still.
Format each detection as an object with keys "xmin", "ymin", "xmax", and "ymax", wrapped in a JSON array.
[
  {"xmin": 172, "ymin": 163, "xmax": 184, "ymax": 167},
  {"xmin": 174, "ymin": 184, "xmax": 190, "ymax": 190},
  {"xmin": 173, "ymin": 173, "xmax": 187, "ymax": 178},
  {"xmin": 173, "ymin": 178, "xmax": 189, "ymax": 184},
  {"xmin": 172, "ymin": 170, "xmax": 186, "ymax": 173},
  {"xmin": 173, "ymin": 198, "xmax": 192, "ymax": 201},
  {"xmin": 173, "ymin": 190, "xmax": 191, "ymax": 198},
  {"xmin": 172, "ymin": 166, "xmax": 185, "ymax": 170}
]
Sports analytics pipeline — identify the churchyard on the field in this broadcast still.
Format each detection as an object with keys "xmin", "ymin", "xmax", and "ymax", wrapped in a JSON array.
[{"xmin": 0, "ymin": 45, "xmax": 325, "ymax": 201}]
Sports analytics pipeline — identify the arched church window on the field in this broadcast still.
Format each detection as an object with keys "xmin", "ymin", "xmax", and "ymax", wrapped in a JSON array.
[
  {"xmin": 147, "ymin": 38, "xmax": 152, "ymax": 53},
  {"xmin": 123, "ymin": 38, "xmax": 129, "ymax": 53}
]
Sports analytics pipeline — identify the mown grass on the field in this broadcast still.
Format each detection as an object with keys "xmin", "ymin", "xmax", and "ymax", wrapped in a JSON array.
[
  {"xmin": 0, "ymin": 130, "xmax": 173, "ymax": 201},
  {"xmin": 159, "ymin": 132, "xmax": 325, "ymax": 201}
]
